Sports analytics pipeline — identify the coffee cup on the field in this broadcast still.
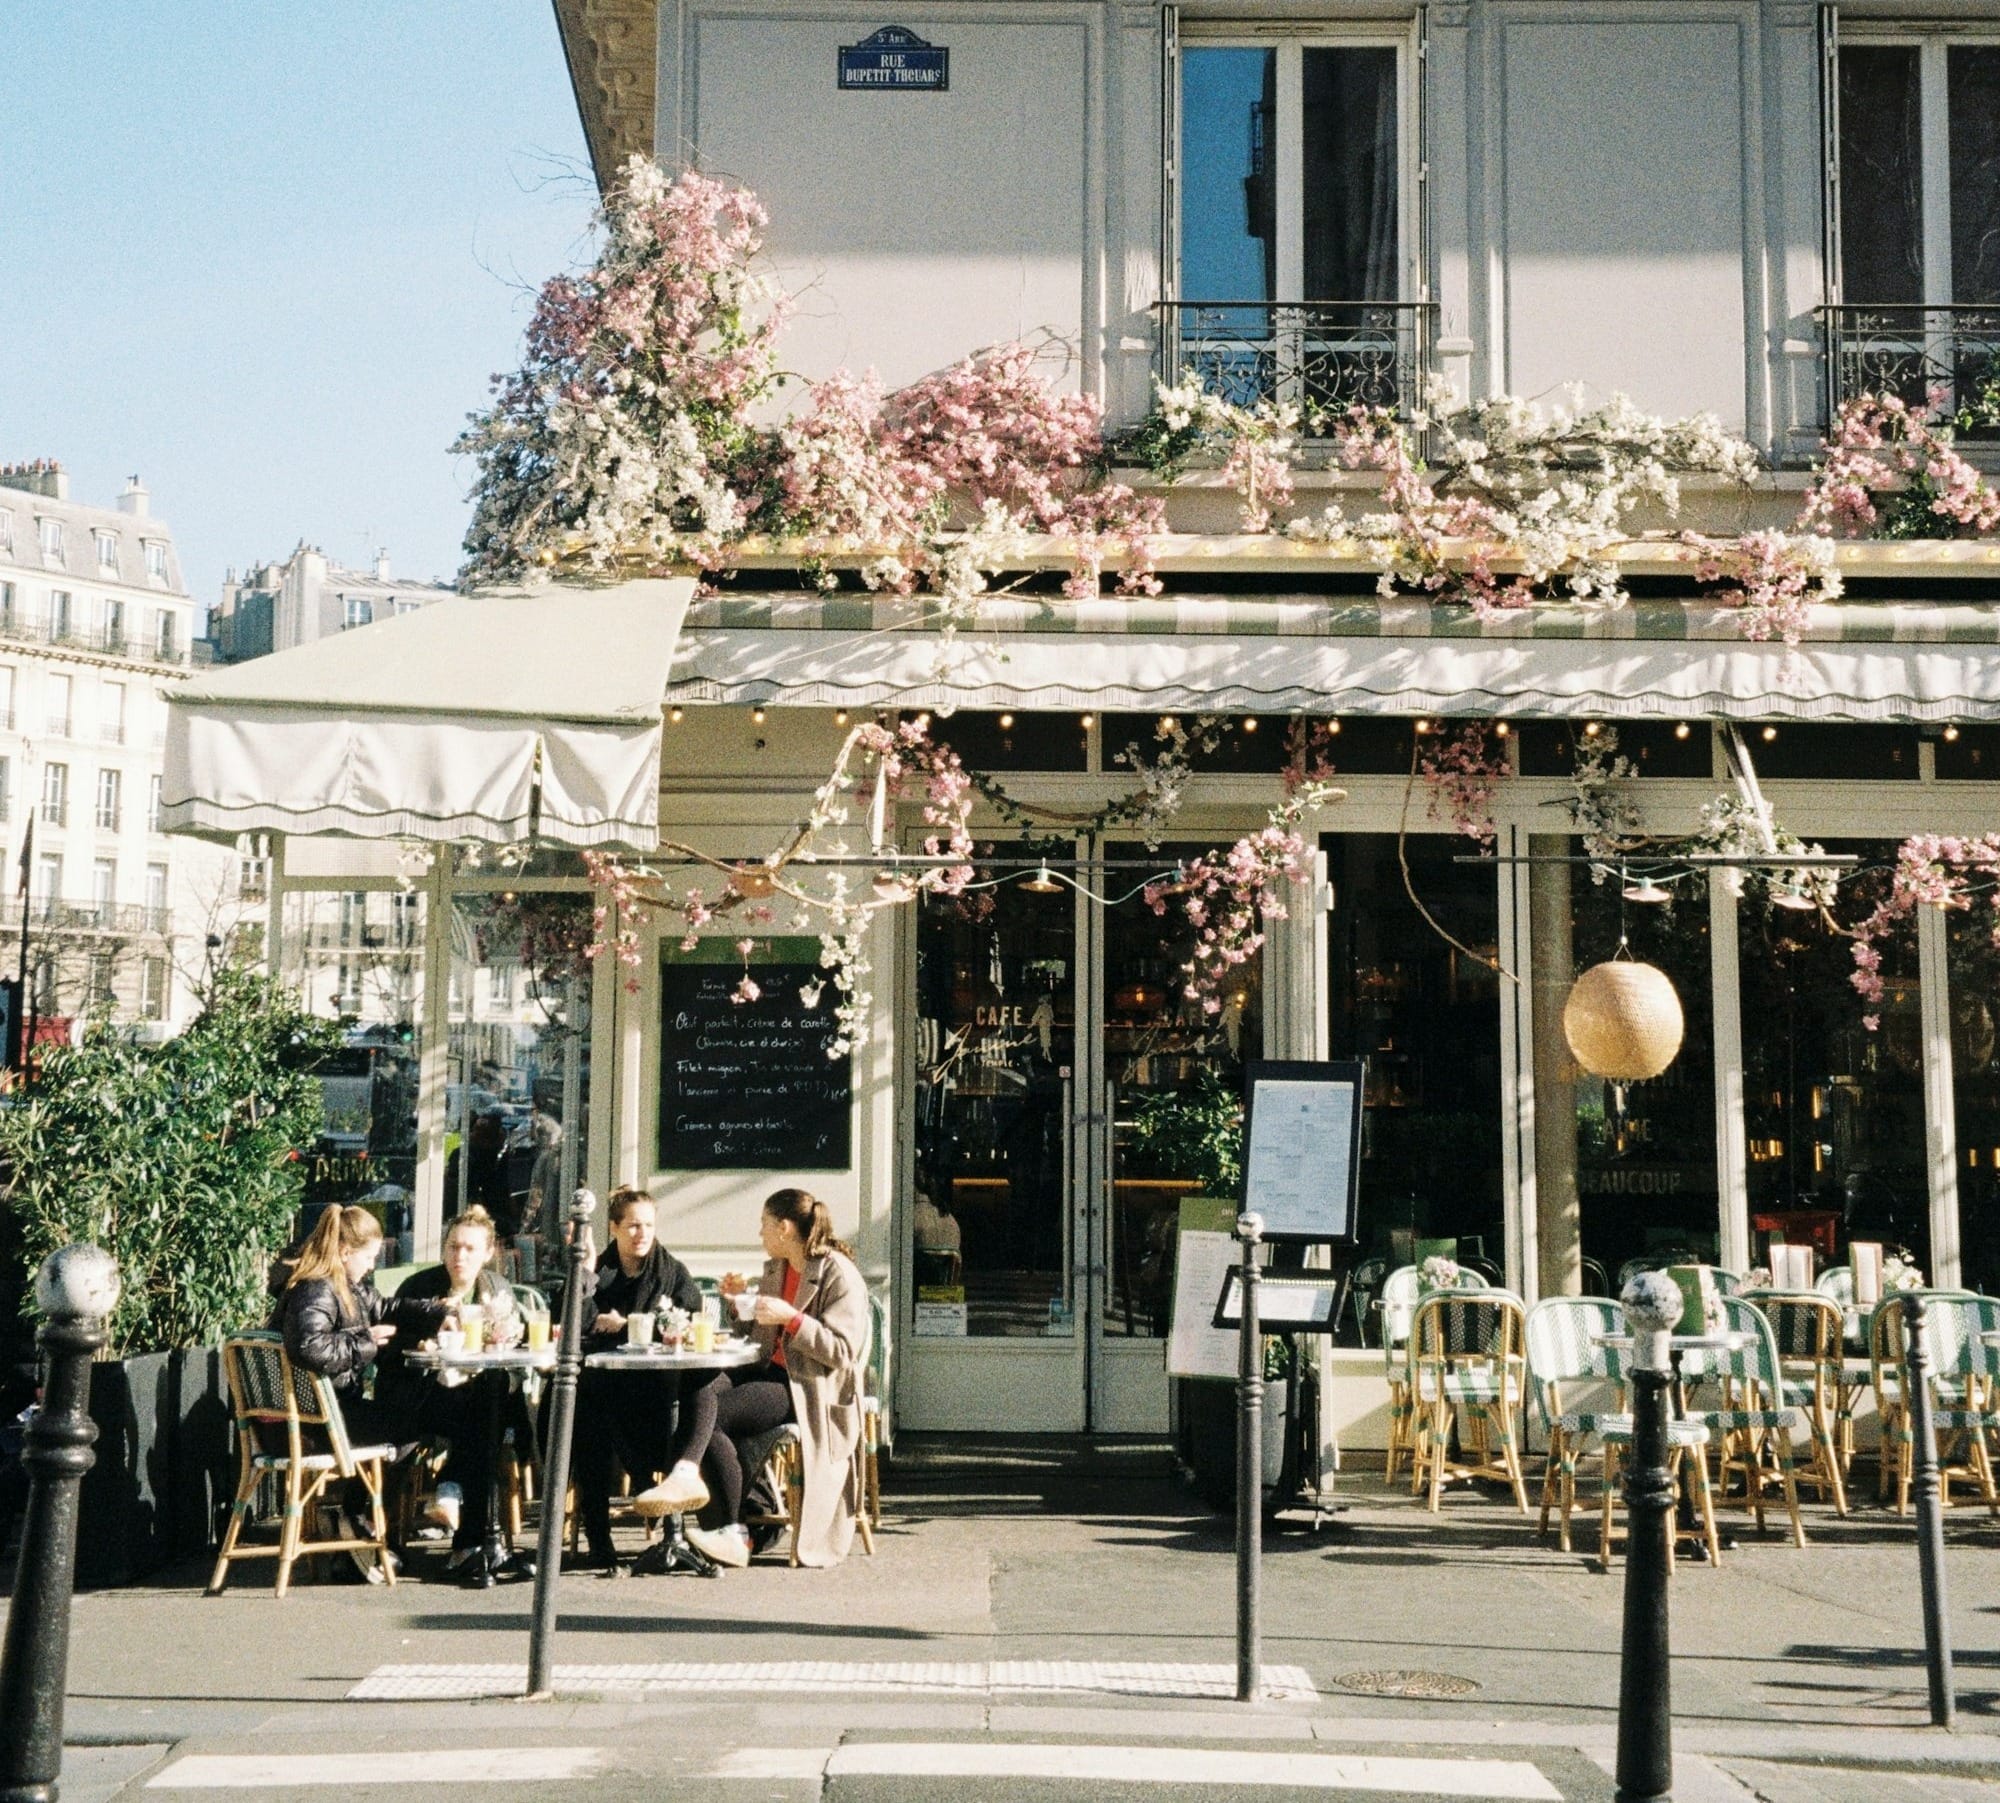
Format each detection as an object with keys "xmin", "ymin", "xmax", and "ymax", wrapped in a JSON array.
[
  {"xmin": 627, "ymin": 1311, "xmax": 656, "ymax": 1349},
  {"xmin": 436, "ymin": 1327, "xmax": 466, "ymax": 1355},
  {"xmin": 732, "ymin": 1289, "xmax": 759, "ymax": 1323}
]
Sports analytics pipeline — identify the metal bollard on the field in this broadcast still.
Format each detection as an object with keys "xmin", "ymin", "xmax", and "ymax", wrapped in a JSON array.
[
  {"xmin": 526, "ymin": 1188, "xmax": 598, "ymax": 1700},
  {"xmin": 1615, "ymin": 1271, "xmax": 1679, "ymax": 1803},
  {"xmin": 1899, "ymin": 1292, "xmax": 1955, "ymax": 1728},
  {"xmin": 1234, "ymin": 1211, "xmax": 1263, "ymax": 1706},
  {"xmin": 0, "ymin": 1245, "xmax": 121, "ymax": 1803}
]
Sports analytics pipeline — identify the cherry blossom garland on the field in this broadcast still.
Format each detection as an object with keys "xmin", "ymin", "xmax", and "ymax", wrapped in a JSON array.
[
  {"xmin": 1417, "ymin": 721, "xmax": 1506, "ymax": 848},
  {"xmin": 1799, "ymin": 393, "xmax": 2000, "ymax": 541},
  {"xmin": 1843, "ymin": 835, "xmax": 2000, "ymax": 1031}
]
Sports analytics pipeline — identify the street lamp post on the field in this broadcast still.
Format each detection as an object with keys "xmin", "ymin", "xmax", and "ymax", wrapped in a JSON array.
[
  {"xmin": 1614, "ymin": 1270, "xmax": 1680, "ymax": 1803},
  {"xmin": 1899, "ymin": 1291, "xmax": 1955, "ymax": 1727},
  {"xmin": 0, "ymin": 1245, "xmax": 121, "ymax": 1803},
  {"xmin": 1234, "ymin": 1209, "xmax": 1263, "ymax": 1705}
]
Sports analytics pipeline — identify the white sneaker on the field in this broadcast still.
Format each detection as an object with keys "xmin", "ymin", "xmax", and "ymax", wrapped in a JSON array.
[
  {"xmin": 424, "ymin": 1482, "xmax": 462, "ymax": 1535},
  {"xmin": 686, "ymin": 1523, "xmax": 750, "ymax": 1568},
  {"xmin": 631, "ymin": 1463, "xmax": 709, "ymax": 1518}
]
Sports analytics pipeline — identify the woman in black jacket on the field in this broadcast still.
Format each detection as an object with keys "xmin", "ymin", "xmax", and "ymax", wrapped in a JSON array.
[
  {"xmin": 272, "ymin": 1205, "xmax": 453, "ymax": 1578},
  {"xmin": 571, "ymin": 1186, "xmax": 703, "ymax": 1567}
]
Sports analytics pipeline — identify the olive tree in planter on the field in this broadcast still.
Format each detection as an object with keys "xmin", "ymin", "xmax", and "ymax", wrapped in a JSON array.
[{"xmin": 0, "ymin": 967, "xmax": 339, "ymax": 1582}]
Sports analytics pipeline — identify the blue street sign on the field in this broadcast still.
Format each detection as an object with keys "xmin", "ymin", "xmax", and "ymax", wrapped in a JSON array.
[{"xmin": 838, "ymin": 26, "xmax": 949, "ymax": 92}]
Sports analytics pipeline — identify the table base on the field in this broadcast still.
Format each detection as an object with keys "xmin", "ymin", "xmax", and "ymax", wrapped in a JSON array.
[{"xmin": 629, "ymin": 1514, "xmax": 720, "ymax": 1580}]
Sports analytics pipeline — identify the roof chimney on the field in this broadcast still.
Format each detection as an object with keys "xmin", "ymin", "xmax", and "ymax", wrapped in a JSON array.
[
  {"xmin": 0, "ymin": 459, "xmax": 67, "ymax": 501},
  {"xmin": 118, "ymin": 476, "xmax": 149, "ymax": 518},
  {"xmin": 373, "ymin": 547, "xmax": 391, "ymax": 581}
]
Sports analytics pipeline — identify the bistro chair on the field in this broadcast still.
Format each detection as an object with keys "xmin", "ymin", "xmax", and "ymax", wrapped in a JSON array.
[
  {"xmin": 1679, "ymin": 1298, "xmax": 1806, "ymax": 1550},
  {"xmin": 1376, "ymin": 1265, "xmax": 1421, "ymax": 1482},
  {"xmin": 208, "ymin": 1331, "xmax": 398, "ymax": 1598},
  {"xmin": 1749, "ymin": 1290, "xmax": 1851, "ymax": 1513},
  {"xmin": 1408, "ymin": 1289, "xmax": 1530, "ymax": 1514},
  {"xmin": 1524, "ymin": 1297, "xmax": 1717, "ymax": 1569},
  {"xmin": 1872, "ymin": 1293, "xmax": 2000, "ymax": 1515}
]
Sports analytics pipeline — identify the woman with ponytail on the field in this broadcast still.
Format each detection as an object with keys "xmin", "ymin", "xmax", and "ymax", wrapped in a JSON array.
[
  {"xmin": 632, "ymin": 1188, "xmax": 868, "ymax": 1569},
  {"xmin": 272, "ymin": 1206, "xmax": 454, "ymax": 1578}
]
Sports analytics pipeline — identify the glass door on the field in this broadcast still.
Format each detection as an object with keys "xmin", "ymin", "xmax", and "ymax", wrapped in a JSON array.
[{"xmin": 903, "ymin": 847, "xmax": 1088, "ymax": 1431}]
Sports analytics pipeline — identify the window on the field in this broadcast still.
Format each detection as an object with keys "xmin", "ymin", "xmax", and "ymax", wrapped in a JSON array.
[
  {"xmin": 37, "ymin": 518, "xmax": 62, "ymax": 563},
  {"xmin": 43, "ymin": 674, "xmax": 70, "ymax": 738},
  {"xmin": 144, "ymin": 542, "xmax": 168, "ymax": 583},
  {"xmin": 47, "ymin": 591, "xmax": 71, "ymax": 642},
  {"xmin": 101, "ymin": 598, "xmax": 125, "ymax": 653},
  {"xmin": 94, "ymin": 531, "xmax": 118, "ymax": 572},
  {"xmin": 237, "ymin": 856, "xmax": 267, "ymax": 902},
  {"xmin": 91, "ymin": 858, "xmax": 116, "ymax": 920},
  {"xmin": 342, "ymin": 594, "xmax": 373, "ymax": 630},
  {"xmin": 154, "ymin": 610, "xmax": 177, "ymax": 660},
  {"xmin": 0, "ymin": 757, "xmax": 10, "ymax": 823},
  {"xmin": 145, "ymin": 861, "xmax": 168, "ymax": 925},
  {"xmin": 95, "ymin": 768, "xmax": 121, "ymax": 831},
  {"xmin": 34, "ymin": 854, "xmax": 60, "ymax": 906},
  {"xmin": 1175, "ymin": 37, "xmax": 1409, "ymax": 414},
  {"xmin": 40, "ymin": 762, "xmax": 66, "ymax": 828},
  {"xmin": 139, "ymin": 956, "xmax": 167, "ymax": 1022},
  {"xmin": 0, "ymin": 582, "xmax": 13, "ymax": 630},
  {"xmin": 147, "ymin": 773, "xmax": 162, "ymax": 832},
  {"xmin": 100, "ymin": 681, "xmax": 124, "ymax": 745},
  {"xmin": 0, "ymin": 512, "xmax": 13, "ymax": 553},
  {"xmin": 0, "ymin": 666, "xmax": 14, "ymax": 732}
]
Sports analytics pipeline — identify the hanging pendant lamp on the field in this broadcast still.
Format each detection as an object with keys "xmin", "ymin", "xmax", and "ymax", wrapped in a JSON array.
[{"xmin": 1562, "ymin": 958, "xmax": 1685, "ymax": 1082}]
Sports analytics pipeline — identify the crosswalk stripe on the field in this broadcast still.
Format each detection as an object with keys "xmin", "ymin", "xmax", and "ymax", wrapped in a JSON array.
[
  {"xmin": 348, "ymin": 1660, "xmax": 1318, "ymax": 1702},
  {"xmin": 818, "ymin": 1744, "xmax": 1564, "ymax": 1798},
  {"xmin": 146, "ymin": 1748, "xmax": 603, "ymax": 1788}
]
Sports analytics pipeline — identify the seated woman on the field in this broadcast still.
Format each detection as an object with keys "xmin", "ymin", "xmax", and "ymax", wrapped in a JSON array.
[
  {"xmin": 270, "ymin": 1205, "xmax": 453, "ymax": 1581},
  {"xmin": 570, "ymin": 1185, "xmax": 703, "ymax": 1567},
  {"xmin": 633, "ymin": 1187, "xmax": 867, "ymax": 1570},
  {"xmin": 374, "ymin": 1204, "xmax": 529, "ymax": 1576}
]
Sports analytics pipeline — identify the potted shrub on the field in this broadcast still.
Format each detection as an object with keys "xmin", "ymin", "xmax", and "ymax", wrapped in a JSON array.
[{"xmin": 0, "ymin": 966, "xmax": 338, "ymax": 1583}]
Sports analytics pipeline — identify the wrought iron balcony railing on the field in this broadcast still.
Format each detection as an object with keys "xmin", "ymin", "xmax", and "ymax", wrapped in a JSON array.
[
  {"xmin": 0, "ymin": 900, "xmax": 172, "ymax": 936},
  {"xmin": 1820, "ymin": 305, "xmax": 2000, "ymax": 441},
  {"xmin": 1154, "ymin": 300, "xmax": 1436, "ymax": 428}
]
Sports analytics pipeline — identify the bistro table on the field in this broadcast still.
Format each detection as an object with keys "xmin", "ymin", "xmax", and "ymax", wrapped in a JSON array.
[
  {"xmin": 584, "ymin": 1338, "xmax": 762, "ymax": 1578},
  {"xmin": 405, "ymin": 1344, "xmax": 556, "ymax": 1588},
  {"xmin": 1595, "ymin": 1329, "xmax": 1751, "ymax": 1561}
]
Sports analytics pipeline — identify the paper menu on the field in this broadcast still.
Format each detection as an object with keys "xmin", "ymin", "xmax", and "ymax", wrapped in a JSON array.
[{"xmin": 1851, "ymin": 1240, "xmax": 1884, "ymax": 1307}]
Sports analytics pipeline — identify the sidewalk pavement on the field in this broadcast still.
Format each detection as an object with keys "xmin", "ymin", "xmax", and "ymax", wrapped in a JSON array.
[{"xmin": 10, "ymin": 1439, "xmax": 2000, "ymax": 1799}]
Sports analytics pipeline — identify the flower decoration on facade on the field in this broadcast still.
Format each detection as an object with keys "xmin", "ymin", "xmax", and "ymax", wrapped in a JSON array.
[
  {"xmin": 1842, "ymin": 834, "xmax": 2000, "ymax": 1030},
  {"xmin": 1799, "ymin": 391, "xmax": 2000, "ymax": 541},
  {"xmin": 1417, "ymin": 720, "xmax": 1506, "ymax": 848},
  {"xmin": 1563, "ymin": 727, "xmax": 1643, "ymax": 877}
]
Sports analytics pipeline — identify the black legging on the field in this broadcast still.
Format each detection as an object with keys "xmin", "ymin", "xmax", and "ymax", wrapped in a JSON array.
[{"xmin": 672, "ymin": 1364, "xmax": 795, "ymax": 1524}]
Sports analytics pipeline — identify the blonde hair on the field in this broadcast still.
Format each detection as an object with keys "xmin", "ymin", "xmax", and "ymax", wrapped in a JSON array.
[
  {"xmin": 286, "ymin": 1205, "xmax": 384, "ymax": 1314},
  {"xmin": 444, "ymin": 1204, "xmax": 498, "ymax": 1250}
]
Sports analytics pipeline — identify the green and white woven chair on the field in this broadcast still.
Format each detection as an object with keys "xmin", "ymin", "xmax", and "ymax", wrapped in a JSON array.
[
  {"xmin": 207, "ymin": 1331, "xmax": 399, "ymax": 1598},
  {"xmin": 1873, "ymin": 1293, "xmax": 2000, "ymax": 1516},
  {"xmin": 1409, "ymin": 1289, "xmax": 1530, "ymax": 1514},
  {"xmin": 1749, "ymin": 1290, "xmax": 1851, "ymax": 1513},
  {"xmin": 1525, "ymin": 1296, "xmax": 1717, "ymax": 1568},
  {"xmin": 1377, "ymin": 1266, "xmax": 1421, "ymax": 1483},
  {"xmin": 1679, "ymin": 1297, "xmax": 1807, "ymax": 1550}
]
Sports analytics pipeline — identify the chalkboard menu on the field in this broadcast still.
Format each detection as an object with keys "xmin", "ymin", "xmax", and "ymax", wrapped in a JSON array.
[{"xmin": 658, "ymin": 954, "xmax": 852, "ymax": 1169}]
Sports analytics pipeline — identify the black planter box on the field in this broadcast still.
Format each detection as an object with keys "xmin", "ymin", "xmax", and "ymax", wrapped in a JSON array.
[{"xmin": 76, "ymin": 1348, "xmax": 231, "ymax": 1587}]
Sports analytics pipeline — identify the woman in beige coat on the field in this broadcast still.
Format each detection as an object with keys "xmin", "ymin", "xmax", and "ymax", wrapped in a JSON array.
[{"xmin": 632, "ymin": 1188, "xmax": 868, "ymax": 1568}]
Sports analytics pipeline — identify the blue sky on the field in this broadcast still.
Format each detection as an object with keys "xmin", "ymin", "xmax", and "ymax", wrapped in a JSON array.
[{"xmin": 1, "ymin": 2, "xmax": 595, "ymax": 615}]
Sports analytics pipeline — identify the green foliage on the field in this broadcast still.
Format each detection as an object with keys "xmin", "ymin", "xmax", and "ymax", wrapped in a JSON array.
[
  {"xmin": 1126, "ymin": 1071, "xmax": 1245, "ymax": 1200},
  {"xmin": 0, "ymin": 967, "xmax": 342, "ymax": 1356}
]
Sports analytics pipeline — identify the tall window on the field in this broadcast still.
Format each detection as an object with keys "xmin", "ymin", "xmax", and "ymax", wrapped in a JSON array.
[
  {"xmin": 101, "ymin": 597, "xmax": 125, "ymax": 652},
  {"xmin": 37, "ymin": 518, "xmax": 62, "ymax": 563},
  {"xmin": 342, "ymin": 594, "xmax": 373, "ymax": 630},
  {"xmin": 0, "ymin": 756, "xmax": 11, "ymax": 823},
  {"xmin": 100, "ymin": 681, "xmax": 124, "ymax": 745},
  {"xmin": 148, "ymin": 773, "xmax": 163, "ymax": 832},
  {"xmin": 1840, "ymin": 41, "xmax": 2000, "ymax": 306},
  {"xmin": 95, "ymin": 768, "xmax": 121, "ymax": 831},
  {"xmin": 145, "ymin": 861, "xmax": 168, "ymax": 927},
  {"xmin": 41, "ymin": 762, "xmax": 66, "ymax": 828},
  {"xmin": 91, "ymin": 858, "xmax": 116, "ymax": 920},
  {"xmin": 47, "ymin": 591, "xmax": 71, "ymax": 642},
  {"xmin": 144, "ymin": 541, "xmax": 168, "ymax": 583},
  {"xmin": 0, "ymin": 666, "xmax": 13, "ymax": 731},
  {"xmin": 0, "ymin": 512, "xmax": 12, "ymax": 553},
  {"xmin": 43, "ymin": 674, "xmax": 70, "ymax": 738},
  {"xmin": 0, "ymin": 582, "xmax": 12, "ymax": 629},
  {"xmin": 94, "ymin": 531, "xmax": 118, "ymax": 572},
  {"xmin": 140, "ymin": 956, "xmax": 167, "ymax": 1021},
  {"xmin": 155, "ymin": 609, "xmax": 177, "ymax": 660},
  {"xmin": 34, "ymin": 853, "xmax": 60, "ymax": 907}
]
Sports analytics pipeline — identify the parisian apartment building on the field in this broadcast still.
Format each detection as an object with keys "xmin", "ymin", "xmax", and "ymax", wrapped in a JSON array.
[
  {"xmin": 211, "ymin": 544, "xmax": 453, "ymax": 664},
  {"xmin": 0, "ymin": 461, "xmax": 237, "ymax": 1038}
]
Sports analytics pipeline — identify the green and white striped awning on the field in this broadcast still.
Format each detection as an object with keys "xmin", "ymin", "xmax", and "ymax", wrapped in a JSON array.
[{"xmin": 666, "ymin": 596, "xmax": 2000, "ymax": 722}]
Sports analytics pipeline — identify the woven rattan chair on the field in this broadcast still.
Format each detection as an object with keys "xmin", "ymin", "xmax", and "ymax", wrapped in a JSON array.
[
  {"xmin": 1873, "ymin": 1293, "xmax": 2000, "ymax": 1515},
  {"xmin": 1750, "ymin": 1291, "xmax": 1851, "ymax": 1514},
  {"xmin": 207, "ymin": 1331, "xmax": 398, "ymax": 1597},
  {"xmin": 1377, "ymin": 1266, "xmax": 1421, "ymax": 1483},
  {"xmin": 1410, "ymin": 1289, "xmax": 1530, "ymax": 1513},
  {"xmin": 1679, "ymin": 1298, "xmax": 1806, "ymax": 1550},
  {"xmin": 1525, "ymin": 1297, "xmax": 1717, "ymax": 1568}
]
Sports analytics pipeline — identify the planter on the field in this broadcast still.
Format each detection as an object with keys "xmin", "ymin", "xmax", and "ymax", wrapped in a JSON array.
[{"xmin": 76, "ymin": 1347, "xmax": 232, "ymax": 1587}]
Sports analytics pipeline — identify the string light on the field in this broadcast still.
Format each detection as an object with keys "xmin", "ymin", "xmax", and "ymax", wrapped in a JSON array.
[
  {"xmin": 1944, "ymin": 723, "xmax": 1961, "ymax": 742},
  {"xmin": 751, "ymin": 705, "xmax": 767, "ymax": 725},
  {"xmin": 1493, "ymin": 721, "xmax": 1510, "ymax": 738},
  {"xmin": 1241, "ymin": 716, "xmax": 1259, "ymax": 734},
  {"xmin": 1020, "ymin": 862, "xmax": 1063, "ymax": 894},
  {"xmin": 1079, "ymin": 714, "xmax": 1094, "ymax": 731},
  {"xmin": 998, "ymin": 712, "xmax": 1015, "ymax": 730},
  {"xmin": 1327, "ymin": 718, "xmax": 1341, "ymax": 734},
  {"xmin": 1674, "ymin": 722, "xmax": 1691, "ymax": 740},
  {"xmin": 667, "ymin": 706, "xmax": 684, "ymax": 724},
  {"xmin": 833, "ymin": 709, "xmax": 849, "ymax": 727},
  {"xmin": 1761, "ymin": 724, "xmax": 1778, "ymax": 742},
  {"xmin": 1583, "ymin": 721, "xmax": 1602, "ymax": 738}
]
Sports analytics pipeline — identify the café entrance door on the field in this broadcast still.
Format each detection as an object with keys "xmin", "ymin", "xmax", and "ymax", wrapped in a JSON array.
[{"xmin": 898, "ymin": 841, "xmax": 1264, "ymax": 1434}]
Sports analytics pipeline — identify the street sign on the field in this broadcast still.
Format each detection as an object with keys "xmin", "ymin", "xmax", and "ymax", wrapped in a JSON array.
[{"xmin": 838, "ymin": 26, "xmax": 949, "ymax": 91}]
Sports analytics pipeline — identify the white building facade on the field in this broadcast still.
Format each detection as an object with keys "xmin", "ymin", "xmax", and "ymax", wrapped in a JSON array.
[{"xmin": 212, "ymin": 545, "xmax": 453, "ymax": 664}]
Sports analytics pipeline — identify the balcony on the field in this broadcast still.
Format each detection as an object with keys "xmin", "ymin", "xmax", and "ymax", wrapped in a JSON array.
[
  {"xmin": 1154, "ymin": 300, "xmax": 1436, "ymax": 429},
  {"xmin": 1820, "ymin": 305, "xmax": 2000, "ymax": 444},
  {"xmin": 0, "ymin": 614, "xmax": 190, "ymax": 665},
  {"xmin": 0, "ymin": 900, "xmax": 172, "ymax": 936}
]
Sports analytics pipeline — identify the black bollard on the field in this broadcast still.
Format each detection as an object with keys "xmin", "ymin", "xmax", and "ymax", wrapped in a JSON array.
[
  {"xmin": 1615, "ymin": 1272, "xmax": 1679, "ymax": 1803},
  {"xmin": 0, "ymin": 1245, "xmax": 121, "ymax": 1803},
  {"xmin": 1899, "ymin": 1292, "xmax": 1955, "ymax": 1728},
  {"xmin": 1234, "ymin": 1210, "xmax": 1263, "ymax": 1705},
  {"xmin": 525, "ymin": 1188, "xmax": 598, "ymax": 1700}
]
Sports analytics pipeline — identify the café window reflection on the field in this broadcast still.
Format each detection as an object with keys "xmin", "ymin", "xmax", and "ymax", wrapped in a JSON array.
[
  {"xmin": 1949, "ymin": 902, "xmax": 2000, "ymax": 1296},
  {"xmin": 1739, "ymin": 841, "xmax": 1931, "ymax": 1280}
]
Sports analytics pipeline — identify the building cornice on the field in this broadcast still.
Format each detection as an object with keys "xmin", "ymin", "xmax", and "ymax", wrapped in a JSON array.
[{"xmin": 552, "ymin": 0, "xmax": 657, "ymax": 187}]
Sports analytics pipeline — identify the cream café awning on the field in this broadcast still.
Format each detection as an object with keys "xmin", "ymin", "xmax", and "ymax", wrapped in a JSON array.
[
  {"xmin": 664, "ymin": 593, "xmax": 2000, "ymax": 723},
  {"xmin": 163, "ymin": 579, "xmax": 694, "ymax": 848}
]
